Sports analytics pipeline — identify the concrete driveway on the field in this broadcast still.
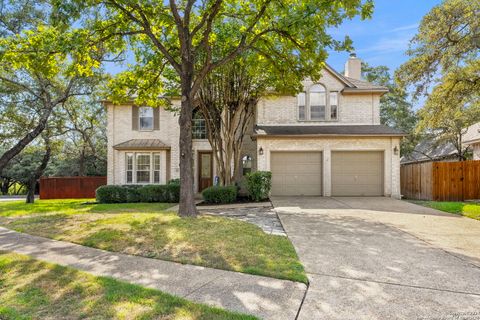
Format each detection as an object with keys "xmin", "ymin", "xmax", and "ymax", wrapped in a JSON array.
[{"xmin": 272, "ymin": 197, "xmax": 480, "ymax": 320}]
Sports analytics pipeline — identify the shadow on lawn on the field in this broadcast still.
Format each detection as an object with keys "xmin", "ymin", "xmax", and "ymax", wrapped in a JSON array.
[{"xmin": 0, "ymin": 252, "xmax": 254, "ymax": 320}]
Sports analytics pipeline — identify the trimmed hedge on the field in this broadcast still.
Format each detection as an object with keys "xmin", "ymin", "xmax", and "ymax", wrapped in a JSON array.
[
  {"xmin": 96, "ymin": 184, "xmax": 180, "ymax": 203},
  {"xmin": 246, "ymin": 171, "xmax": 272, "ymax": 201},
  {"xmin": 202, "ymin": 185, "xmax": 237, "ymax": 204}
]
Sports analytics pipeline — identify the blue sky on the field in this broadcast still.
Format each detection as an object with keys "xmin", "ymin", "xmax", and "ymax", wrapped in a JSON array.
[{"xmin": 327, "ymin": 0, "xmax": 442, "ymax": 74}]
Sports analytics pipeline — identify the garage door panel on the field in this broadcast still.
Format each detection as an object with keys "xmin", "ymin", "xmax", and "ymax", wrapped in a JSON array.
[
  {"xmin": 271, "ymin": 152, "xmax": 322, "ymax": 196},
  {"xmin": 332, "ymin": 151, "xmax": 383, "ymax": 196}
]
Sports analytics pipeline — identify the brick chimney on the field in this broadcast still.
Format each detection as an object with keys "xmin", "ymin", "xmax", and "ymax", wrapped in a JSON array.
[{"xmin": 344, "ymin": 53, "xmax": 362, "ymax": 80}]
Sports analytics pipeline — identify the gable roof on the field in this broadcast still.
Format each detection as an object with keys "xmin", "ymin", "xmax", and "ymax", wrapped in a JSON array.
[
  {"xmin": 323, "ymin": 63, "xmax": 388, "ymax": 93},
  {"xmin": 463, "ymin": 122, "xmax": 480, "ymax": 144},
  {"xmin": 400, "ymin": 139, "xmax": 459, "ymax": 164},
  {"xmin": 343, "ymin": 77, "xmax": 389, "ymax": 92}
]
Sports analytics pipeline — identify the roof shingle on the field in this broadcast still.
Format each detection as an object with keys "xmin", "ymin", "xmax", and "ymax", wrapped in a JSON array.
[{"xmin": 254, "ymin": 125, "xmax": 405, "ymax": 137}]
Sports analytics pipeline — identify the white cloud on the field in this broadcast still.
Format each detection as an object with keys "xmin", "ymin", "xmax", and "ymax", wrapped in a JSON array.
[{"xmin": 388, "ymin": 23, "xmax": 419, "ymax": 33}]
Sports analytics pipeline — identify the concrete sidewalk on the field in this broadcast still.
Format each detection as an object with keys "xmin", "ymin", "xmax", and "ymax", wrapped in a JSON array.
[{"xmin": 0, "ymin": 227, "xmax": 306, "ymax": 320}]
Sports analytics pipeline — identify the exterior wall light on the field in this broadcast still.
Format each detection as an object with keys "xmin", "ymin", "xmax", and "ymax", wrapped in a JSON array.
[
  {"xmin": 259, "ymin": 147, "xmax": 264, "ymax": 155},
  {"xmin": 393, "ymin": 146, "xmax": 399, "ymax": 155}
]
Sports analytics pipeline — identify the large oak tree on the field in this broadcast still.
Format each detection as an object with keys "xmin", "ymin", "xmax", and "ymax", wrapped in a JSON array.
[
  {"xmin": 395, "ymin": 0, "xmax": 480, "ymax": 160},
  {"xmin": 56, "ymin": 0, "xmax": 374, "ymax": 216}
]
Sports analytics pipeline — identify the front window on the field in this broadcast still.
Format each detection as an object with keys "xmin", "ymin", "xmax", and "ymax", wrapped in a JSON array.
[
  {"xmin": 192, "ymin": 109, "xmax": 207, "ymax": 139},
  {"xmin": 136, "ymin": 153, "xmax": 151, "ymax": 183},
  {"xmin": 126, "ymin": 153, "xmax": 133, "ymax": 184},
  {"xmin": 330, "ymin": 92, "xmax": 338, "ymax": 120},
  {"xmin": 125, "ymin": 152, "xmax": 164, "ymax": 184},
  {"xmin": 139, "ymin": 107, "xmax": 154, "ymax": 130},
  {"xmin": 242, "ymin": 155, "xmax": 253, "ymax": 176},
  {"xmin": 309, "ymin": 84, "xmax": 326, "ymax": 120},
  {"xmin": 153, "ymin": 153, "xmax": 161, "ymax": 183}
]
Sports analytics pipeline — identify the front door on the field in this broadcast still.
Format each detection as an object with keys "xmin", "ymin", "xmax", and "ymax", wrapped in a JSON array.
[{"xmin": 198, "ymin": 151, "xmax": 213, "ymax": 192}]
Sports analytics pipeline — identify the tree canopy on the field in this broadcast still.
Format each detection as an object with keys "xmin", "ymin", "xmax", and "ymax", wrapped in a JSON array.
[
  {"xmin": 362, "ymin": 63, "xmax": 418, "ymax": 156},
  {"xmin": 395, "ymin": 0, "xmax": 480, "ymax": 159},
  {"xmin": 53, "ymin": 0, "xmax": 374, "ymax": 216}
]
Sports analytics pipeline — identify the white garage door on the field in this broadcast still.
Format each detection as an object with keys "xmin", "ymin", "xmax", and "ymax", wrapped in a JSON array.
[
  {"xmin": 331, "ymin": 151, "xmax": 384, "ymax": 196},
  {"xmin": 271, "ymin": 152, "xmax": 322, "ymax": 196}
]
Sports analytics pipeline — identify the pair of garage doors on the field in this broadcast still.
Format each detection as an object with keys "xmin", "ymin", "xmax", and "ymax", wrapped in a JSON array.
[{"xmin": 270, "ymin": 151, "xmax": 384, "ymax": 196}]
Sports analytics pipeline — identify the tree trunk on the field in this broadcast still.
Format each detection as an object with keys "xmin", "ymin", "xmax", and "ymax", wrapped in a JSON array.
[
  {"xmin": 0, "ymin": 178, "xmax": 11, "ymax": 195},
  {"xmin": 26, "ymin": 179, "xmax": 36, "ymax": 204},
  {"xmin": 0, "ymin": 107, "xmax": 52, "ymax": 176},
  {"xmin": 78, "ymin": 146, "xmax": 86, "ymax": 176},
  {"xmin": 178, "ymin": 74, "xmax": 198, "ymax": 217},
  {"xmin": 25, "ymin": 138, "xmax": 52, "ymax": 204}
]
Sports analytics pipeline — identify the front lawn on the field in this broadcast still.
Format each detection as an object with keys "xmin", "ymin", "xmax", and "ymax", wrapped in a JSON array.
[
  {"xmin": 411, "ymin": 200, "xmax": 480, "ymax": 221},
  {"xmin": 0, "ymin": 251, "xmax": 255, "ymax": 320},
  {"xmin": 0, "ymin": 200, "xmax": 307, "ymax": 283},
  {"xmin": 0, "ymin": 199, "xmax": 174, "ymax": 217}
]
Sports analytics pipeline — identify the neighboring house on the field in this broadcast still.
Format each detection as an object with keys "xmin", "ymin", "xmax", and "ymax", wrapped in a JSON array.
[
  {"xmin": 105, "ymin": 53, "xmax": 405, "ymax": 198},
  {"xmin": 463, "ymin": 122, "xmax": 480, "ymax": 160},
  {"xmin": 400, "ymin": 139, "xmax": 460, "ymax": 164}
]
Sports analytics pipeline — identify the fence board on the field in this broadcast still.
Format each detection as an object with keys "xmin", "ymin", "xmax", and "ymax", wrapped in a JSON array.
[
  {"xmin": 400, "ymin": 162, "xmax": 433, "ymax": 200},
  {"xmin": 40, "ymin": 176, "xmax": 106, "ymax": 199},
  {"xmin": 401, "ymin": 160, "xmax": 480, "ymax": 201},
  {"xmin": 463, "ymin": 161, "xmax": 480, "ymax": 200}
]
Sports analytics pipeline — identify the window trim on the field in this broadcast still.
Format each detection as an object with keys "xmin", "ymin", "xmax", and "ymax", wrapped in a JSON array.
[
  {"xmin": 125, "ymin": 152, "xmax": 163, "ymax": 185},
  {"xmin": 192, "ymin": 110, "xmax": 208, "ymax": 140},
  {"xmin": 297, "ymin": 83, "xmax": 339, "ymax": 122},
  {"xmin": 138, "ymin": 106, "xmax": 154, "ymax": 131}
]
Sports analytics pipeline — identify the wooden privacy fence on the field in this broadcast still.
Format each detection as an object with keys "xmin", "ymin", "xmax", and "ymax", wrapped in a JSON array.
[
  {"xmin": 40, "ymin": 176, "xmax": 107, "ymax": 199},
  {"xmin": 401, "ymin": 160, "xmax": 480, "ymax": 201}
]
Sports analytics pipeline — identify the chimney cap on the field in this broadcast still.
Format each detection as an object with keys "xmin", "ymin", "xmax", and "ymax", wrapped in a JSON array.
[{"xmin": 349, "ymin": 52, "xmax": 357, "ymax": 58}]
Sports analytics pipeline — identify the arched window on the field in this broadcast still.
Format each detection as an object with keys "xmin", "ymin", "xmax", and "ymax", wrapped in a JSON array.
[
  {"xmin": 192, "ymin": 109, "xmax": 207, "ymax": 139},
  {"xmin": 242, "ymin": 155, "xmax": 253, "ymax": 176},
  {"xmin": 309, "ymin": 84, "xmax": 326, "ymax": 120}
]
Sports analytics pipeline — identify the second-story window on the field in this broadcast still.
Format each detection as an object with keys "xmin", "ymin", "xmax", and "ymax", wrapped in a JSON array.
[
  {"xmin": 309, "ymin": 84, "xmax": 326, "ymax": 120},
  {"xmin": 330, "ymin": 92, "xmax": 338, "ymax": 120},
  {"xmin": 297, "ymin": 84, "xmax": 338, "ymax": 121},
  {"xmin": 298, "ymin": 92, "xmax": 306, "ymax": 120},
  {"xmin": 139, "ymin": 106, "xmax": 154, "ymax": 130},
  {"xmin": 192, "ymin": 109, "xmax": 207, "ymax": 139}
]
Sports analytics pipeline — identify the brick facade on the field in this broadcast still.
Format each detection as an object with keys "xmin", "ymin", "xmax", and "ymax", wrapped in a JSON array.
[{"xmin": 106, "ymin": 65, "xmax": 401, "ymax": 198}]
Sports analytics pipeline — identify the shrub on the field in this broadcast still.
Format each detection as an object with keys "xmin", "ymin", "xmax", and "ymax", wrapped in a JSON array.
[
  {"xmin": 166, "ymin": 183, "xmax": 180, "ymax": 202},
  {"xmin": 202, "ymin": 185, "xmax": 237, "ymax": 204},
  {"xmin": 95, "ymin": 184, "xmax": 180, "ymax": 203},
  {"xmin": 139, "ymin": 185, "xmax": 166, "ymax": 202},
  {"xmin": 168, "ymin": 178, "xmax": 180, "ymax": 185},
  {"xmin": 246, "ymin": 171, "xmax": 272, "ymax": 202},
  {"xmin": 96, "ymin": 185, "xmax": 127, "ymax": 203},
  {"xmin": 125, "ymin": 185, "xmax": 143, "ymax": 203}
]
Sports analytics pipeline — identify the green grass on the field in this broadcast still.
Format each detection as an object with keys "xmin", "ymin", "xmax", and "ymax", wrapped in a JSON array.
[
  {"xmin": 0, "ymin": 199, "xmax": 174, "ymax": 217},
  {"xmin": 0, "ymin": 251, "xmax": 256, "ymax": 320},
  {"xmin": 0, "ymin": 200, "xmax": 307, "ymax": 283},
  {"xmin": 411, "ymin": 201, "xmax": 480, "ymax": 220}
]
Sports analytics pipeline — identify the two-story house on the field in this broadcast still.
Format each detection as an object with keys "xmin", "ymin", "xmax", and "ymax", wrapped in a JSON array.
[{"xmin": 105, "ymin": 54, "xmax": 405, "ymax": 198}]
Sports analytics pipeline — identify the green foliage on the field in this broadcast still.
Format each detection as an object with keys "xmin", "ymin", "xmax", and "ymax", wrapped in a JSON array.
[
  {"xmin": 362, "ymin": 63, "xmax": 418, "ymax": 156},
  {"xmin": 51, "ymin": 0, "xmax": 374, "ymax": 106},
  {"xmin": 202, "ymin": 185, "xmax": 237, "ymax": 204},
  {"xmin": 95, "ymin": 185, "xmax": 128, "ymax": 203},
  {"xmin": 412, "ymin": 201, "xmax": 480, "ymax": 221},
  {"xmin": 395, "ymin": 0, "xmax": 480, "ymax": 156},
  {"xmin": 167, "ymin": 178, "xmax": 180, "ymax": 185},
  {"xmin": 246, "ymin": 171, "xmax": 272, "ymax": 202},
  {"xmin": 96, "ymin": 185, "xmax": 180, "ymax": 203}
]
